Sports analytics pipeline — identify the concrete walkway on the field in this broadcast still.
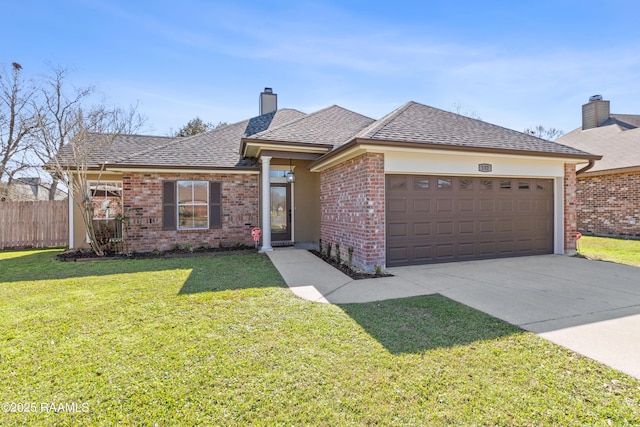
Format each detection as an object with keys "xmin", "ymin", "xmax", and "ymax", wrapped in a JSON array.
[{"xmin": 266, "ymin": 249, "xmax": 640, "ymax": 379}]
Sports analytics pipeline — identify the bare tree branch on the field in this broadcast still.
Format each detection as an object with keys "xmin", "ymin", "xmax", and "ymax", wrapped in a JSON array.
[
  {"xmin": 0, "ymin": 62, "xmax": 39, "ymax": 197},
  {"xmin": 524, "ymin": 125, "xmax": 564, "ymax": 141},
  {"xmin": 48, "ymin": 103, "xmax": 145, "ymax": 256}
]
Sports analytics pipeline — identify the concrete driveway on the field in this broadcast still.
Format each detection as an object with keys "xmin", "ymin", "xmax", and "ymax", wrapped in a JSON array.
[{"xmin": 268, "ymin": 251, "xmax": 640, "ymax": 378}]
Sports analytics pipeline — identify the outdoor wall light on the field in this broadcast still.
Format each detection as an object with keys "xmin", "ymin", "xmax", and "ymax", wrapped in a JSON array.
[{"xmin": 286, "ymin": 159, "xmax": 295, "ymax": 183}]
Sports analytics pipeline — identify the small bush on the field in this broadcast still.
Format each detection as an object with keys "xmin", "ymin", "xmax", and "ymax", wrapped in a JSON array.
[
  {"xmin": 348, "ymin": 247, "xmax": 354, "ymax": 269},
  {"xmin": 336, "ymin": 243, "xmax": 341, "ymax": 264},
  {"xmin": 374, "ymin": 264, "xmax": 383, "ymax": 276},
  {"xmin": 326, "ymin": 242, "xmax": 332, "ymax": 259}
]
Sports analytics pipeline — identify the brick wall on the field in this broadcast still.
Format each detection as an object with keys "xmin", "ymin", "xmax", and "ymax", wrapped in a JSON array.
[
  {"xmin": 122, "ymin": 172, "xmax": 259, "ymax": 252},
  {"xmin": 320, "ymin": 153, "xmax": 385, "ymax": 271},
  {"xmin": 564, "ymin": 163, "xmax": 577, "ymax": 253},
  {"xmin": 576, "ymin": 171, "xmax": 640, "ymax": 237}
]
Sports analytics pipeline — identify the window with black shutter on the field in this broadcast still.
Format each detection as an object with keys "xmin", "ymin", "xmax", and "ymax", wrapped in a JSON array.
[
  {"xmin": 209, "ymin": 181, "xmax": 222, "ymax": 229},
  {"xmin": 162, "ymin": 181, "xmax": 176, "ymax": 230}
]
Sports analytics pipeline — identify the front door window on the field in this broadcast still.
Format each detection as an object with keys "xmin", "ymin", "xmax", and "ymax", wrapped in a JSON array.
[{"xmin": 270, "ymin": 184, "xmax": 291, "ymax": 241}]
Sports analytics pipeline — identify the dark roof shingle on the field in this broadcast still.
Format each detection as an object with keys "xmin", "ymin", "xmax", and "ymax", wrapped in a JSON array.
[
  {"xmin": 355, "ymin": 101, "xmax": 595, "ymax": 157},
  {"xmin": 247, "ymin": 105, "xmax": 375, "ymax": 147}
]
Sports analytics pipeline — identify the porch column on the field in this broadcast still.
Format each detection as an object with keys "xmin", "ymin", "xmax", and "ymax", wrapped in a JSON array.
[
  {"xmin": 68, "ymin": 174, "xmax": 74, "ymax": 249},
  {"xmin": 260, "ymin": 156, "xmax": 273, "ymax": 251}
]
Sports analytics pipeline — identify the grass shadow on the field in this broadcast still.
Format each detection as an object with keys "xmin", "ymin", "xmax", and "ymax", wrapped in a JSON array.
[
  {"xmin": 0, "ymin": 249, "xmax": 286, "ymax": 295},
  {"xmin": 338, "ymin": 294, "xmax": 522, "ymax": 354}
]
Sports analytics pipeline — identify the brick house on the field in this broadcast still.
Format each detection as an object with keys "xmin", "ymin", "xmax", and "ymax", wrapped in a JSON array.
[
  {"xmin": 557, "ymin": 96, "xmax": 640, "ymax": 238},
  {"xmin": 59, "ymin": 89, "xmax": 599, "ymax": 270}
]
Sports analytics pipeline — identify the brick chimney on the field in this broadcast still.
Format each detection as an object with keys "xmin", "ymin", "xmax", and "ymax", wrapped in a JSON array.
[
  {"xmin": 582, "ymin": 95, "xmax": 610, "ymax": 130},
  {"xmin": 259, "ymin": 87, "xmax": 277, "ymax": 115}
]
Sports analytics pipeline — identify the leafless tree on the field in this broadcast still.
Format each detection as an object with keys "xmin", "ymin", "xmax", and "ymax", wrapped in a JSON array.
[
  {"xmin": 524, "ymin": 125, "xmax": 564, "ymax": 141},
  {"xmin": 450, "ymin": 102, "xmax": 482, "ymax": 120},
  {"xmin": 48, "ymin": 104, "xmax": 145, "ymax": 255},
  {"xmin": 32, "ymin": 65, "xmax": 94, "ymax": 200},
  {"xmin": 0, "ymin": 62, "xmax": 39, "ymax": 199}
]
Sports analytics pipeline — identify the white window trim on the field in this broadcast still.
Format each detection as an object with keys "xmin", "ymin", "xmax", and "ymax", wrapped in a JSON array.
[
  {"xmin": 86, "ymin": 181, "xmax": 123, "ymax": 243},
  {"xmin": 177, "ymin": 181, "xmax": 209, "ymax": 230}
]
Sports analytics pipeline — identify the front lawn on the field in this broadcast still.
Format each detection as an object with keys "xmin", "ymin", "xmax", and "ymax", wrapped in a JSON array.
[
  {"xmin": 1, "ymin": 249, "xmax": 638, "ymax": 425},
  {"xmin": 578, "ymin": 235, "xmax": 640, "ymax": 267}
]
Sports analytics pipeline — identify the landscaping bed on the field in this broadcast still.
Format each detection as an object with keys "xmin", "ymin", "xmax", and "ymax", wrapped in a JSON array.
[
  {"xmin": 309, "ymin": 249, "xmax": 392, "ymax": 280},
  {"xmin": 57, "ymin": 244, "xmax": 257, "ymax": 262}
]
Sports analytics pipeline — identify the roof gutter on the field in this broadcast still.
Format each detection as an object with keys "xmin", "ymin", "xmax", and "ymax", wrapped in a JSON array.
[{"xmin": 576, "ymin": 159, "xmax": 596, "ymax": 175}]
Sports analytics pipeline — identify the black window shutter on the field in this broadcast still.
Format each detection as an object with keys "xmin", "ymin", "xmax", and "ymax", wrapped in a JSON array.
[
  {"xmin": 209, "ymin": 181, "xmax": 222, "ymax": 229},
  {"xmin": 162, "ymin": 181, "xmax": 176, "ymax": 230}
]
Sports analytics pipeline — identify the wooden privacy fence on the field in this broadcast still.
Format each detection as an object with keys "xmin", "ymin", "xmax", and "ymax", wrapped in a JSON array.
[{"xmin": 0, "ymin": 201, "xmax": 68, "ymax": 249}]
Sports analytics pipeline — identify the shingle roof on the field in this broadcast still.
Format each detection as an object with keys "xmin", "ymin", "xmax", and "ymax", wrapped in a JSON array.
[
  {"xmin": 247, "ymin": 105, "xmax": 375, "ymax": 147},
  {"xmin": 55, "ymin": 101, "xmax": 599, "ymax": 171},
  {"xmin": 56, "ymin": 109, "xmax": 306, "ymax": 169},
  {"xmin": 55, "ymin": 133, "xmax": 176, "ymax": 168},
  {"xmin": 354, "ymin": 101, "xmax": 595, "ymax": 158},
  {"xmin": 601, "ymin": 114, "xmax": 640, "ymax": 130},
  {"xmin": 557, "ymin": 120, "xmax": 640, "ymax": 172}
]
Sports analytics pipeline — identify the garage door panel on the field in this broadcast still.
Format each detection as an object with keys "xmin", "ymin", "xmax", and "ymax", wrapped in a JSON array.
[
  {"xmin": 436, "ymin": 244, "xmax": 454, "ymax": 259},
  {"xmin": 479, "ymin": 220, "xmax": 495, "ymax": 233},
  {"xmin": 499, "ymin": 200, "xmax": 514, "ymax": 212},
  {"xmin": 387, "ymin": 247, "xmax": 409, "ymax": 265},
  {"xmin": 413, "ymin": 222, "xmax": 432, "ymax": 236},
  {"xmin": 459, "ymin": 199, "xmax": 474, "ymax": 212},
  {"xmin": 458, "ymin": 221, "xmax": 474, "ymax": 234},
  {"xmin": 436, "ymin": 222, "xmax": 454, "ymax": 235},
  {"xmin": 388, "ymin": 222, "xmax": 408, "ymax": 238},
  {"xmin": 479, "ymin": 199, "xmax": 495, "ymax": 212},
  {"xmin": 413, "ymin": 199, "xmax": 430, "ymax": 213},
  {"xmin": 517, "ymin": 200, "xmax": 532, "ymax": 212},
  {"xmin": 386, "ymin": 175, "xmax": 554, "ymax": 266},
  {"xmin": 414, "ymin": 245, "xmax": 433, "ymax": 261},
  {"xmin": 436, "ymin": 199, "xmax": 453, "ymax": 212},
  {"xmin": 459, "ymin": 242, "xmax": 475, "ymax": 256},
  {"xmin": 497, "ymin": 219, "xmax": 513, "ymax": 232},
  {"xmin": 388, "ymin": 198, "xmax": 407, "ymax": 213}
]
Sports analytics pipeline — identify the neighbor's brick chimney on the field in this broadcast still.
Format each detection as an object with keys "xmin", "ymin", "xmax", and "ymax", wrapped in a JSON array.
[{"xmin": 582, "ymin": 95, "xmax": 610, "ymax": 130}]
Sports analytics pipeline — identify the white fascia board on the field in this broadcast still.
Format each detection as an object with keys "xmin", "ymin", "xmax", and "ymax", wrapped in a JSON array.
[{"xmin": 383, "ymin": 149, "xmax": 572, "ymax": 178}]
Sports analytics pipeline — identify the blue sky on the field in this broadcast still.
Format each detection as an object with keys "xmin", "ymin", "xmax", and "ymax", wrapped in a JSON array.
[{"xmin": 4, "ymin": 0, "xmax": 639, "ymax": 136}]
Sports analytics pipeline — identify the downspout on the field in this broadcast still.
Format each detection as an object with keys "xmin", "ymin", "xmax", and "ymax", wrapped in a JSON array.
[{"xmin": 576, "ymin": 159, "xmax": 595, "ymax": 175}]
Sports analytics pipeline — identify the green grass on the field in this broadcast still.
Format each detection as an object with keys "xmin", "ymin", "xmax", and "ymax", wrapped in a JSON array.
[
  {"xmin": 578, "ymin": 235, "xmax": 640, "ymax": 267},
  {"xmin": 1, "ymin": 249, "xmax": 639, "ymax": 426}
]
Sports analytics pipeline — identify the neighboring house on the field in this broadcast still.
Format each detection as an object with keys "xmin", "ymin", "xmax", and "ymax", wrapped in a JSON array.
[
  {"xmin": 0, "ymin": 177, "xmax": 67, "ymax": 201},
  {"xmin": 557, "ymin": 96, "xmax": 640, "ymax": 237},
  {"xmin": 56, "ymin": 88, "xmax": 599, "ymax": 270}
]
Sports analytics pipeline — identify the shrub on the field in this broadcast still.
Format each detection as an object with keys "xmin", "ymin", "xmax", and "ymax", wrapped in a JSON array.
[
  {"xmin": 374, "ymin": 264, "xmax": 383, "ymax": 276},
  {"xmin": 348, "ymin": 247, "xmax": 354, "ymax": 269},
  {"xmin": 326, "ymin": 242, "xmax": 332, "ymax": 259},
  {"xmin": 336, "ymin": 243, "xmax": 341, "ymax": 264}
]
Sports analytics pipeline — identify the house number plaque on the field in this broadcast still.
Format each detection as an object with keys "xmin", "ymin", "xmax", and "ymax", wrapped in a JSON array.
[{"xmin": 478, "ymin": 163, "xmax": 492, "ymax": 173}]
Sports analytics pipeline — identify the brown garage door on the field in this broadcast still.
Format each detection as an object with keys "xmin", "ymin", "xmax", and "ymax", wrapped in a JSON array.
[{"xmin": 386, "ymin": 175, "xmax": 554, "ymax": 266}]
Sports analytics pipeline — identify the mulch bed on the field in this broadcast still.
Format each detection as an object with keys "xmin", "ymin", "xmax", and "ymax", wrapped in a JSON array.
[
  {"xmin": 57, "ymin": 245, "xmax": 257, "ymax": 262},
  {"xmin": 309, "ymin": 250, "xmax": 392, "ymax": 280}
]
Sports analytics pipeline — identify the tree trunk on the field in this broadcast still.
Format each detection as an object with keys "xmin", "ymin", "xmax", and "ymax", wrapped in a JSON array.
[{"xmin": 48, "ymin": 177, "xmax": 59, "ymax": 201}]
